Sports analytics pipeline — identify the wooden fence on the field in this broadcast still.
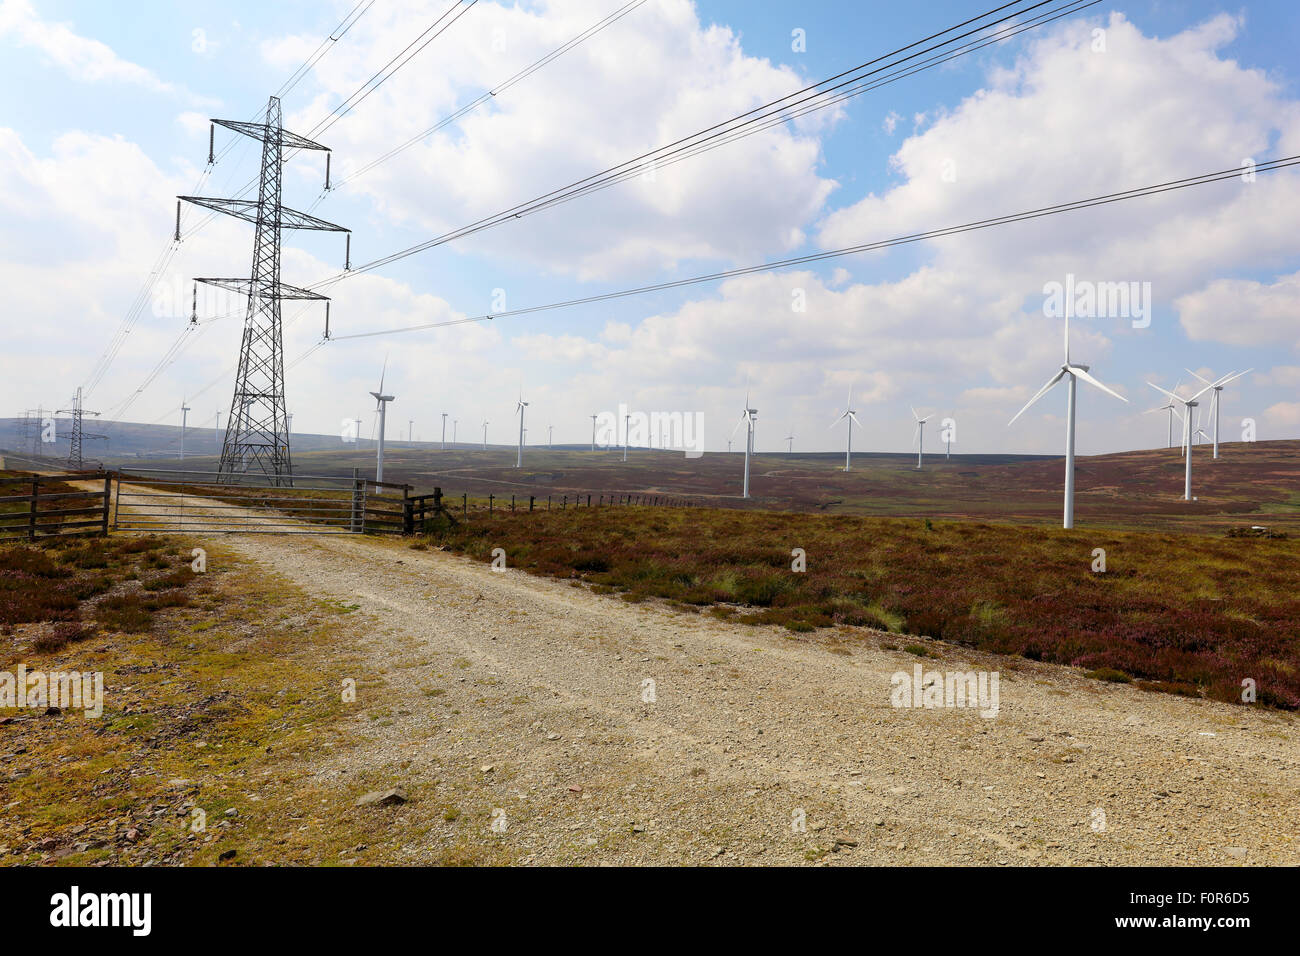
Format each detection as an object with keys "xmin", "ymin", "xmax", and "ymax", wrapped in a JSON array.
[{"xmin": 0, "ymin": 472, "xmax": 110, "ymax": 540}]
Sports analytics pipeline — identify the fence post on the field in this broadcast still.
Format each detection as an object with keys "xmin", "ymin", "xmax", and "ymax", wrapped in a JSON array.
[
  {"xmin": 463, "ymin": 493, "xmax": 467, "ymax": 515},
  {"xmin": 433, "ymin": 487, "xmax": 443, "ymax": 518},
  {"xmin": 349, "ymin": 468, "xmax": 360, "ymax": 532},
  {"xmin": 101, "ymin": 474, "xmax": 110, "ymax": 536},
  {"xmin": 28, "ymin": 478, "xmax": 38, "ymax": 541},
  {"xmin": 489, "ymin": 494, "xmax": 494, "ymax": 514},
  {"xmin": 403, "ymin": 499, "xmax": 414, "ymax": 535},
  {"xmin": 529, "ymin": 495, "xmax": 535, "ymax": 511},
  {"xmin": 587, "ymin": 494, "xmax": 591, "ymax": 507},
  {"xmin": 562, "ymin": 495, "xmax": 567, "ymax": 510},
  {"xmin": 511, "ymin": 494, "xmax": 515, "ymax": 512},
  {"xmin": 547, "ymin": 496, "xmax": 551, "ymax": 510}
]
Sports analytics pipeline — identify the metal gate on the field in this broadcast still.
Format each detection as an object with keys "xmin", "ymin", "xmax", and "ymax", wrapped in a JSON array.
[{"xmin": 111, "ymin": 469, "xmax": 410, "ymax": 535}]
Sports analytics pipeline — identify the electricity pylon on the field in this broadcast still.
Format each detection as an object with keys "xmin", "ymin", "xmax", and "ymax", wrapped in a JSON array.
[
  {"xmin": 179, "ymin": 95, "xmax": 348, "ymax": 485},
  {"xmin": 57, "ymin": 388, "xmax": 103, "ymax": 470}
]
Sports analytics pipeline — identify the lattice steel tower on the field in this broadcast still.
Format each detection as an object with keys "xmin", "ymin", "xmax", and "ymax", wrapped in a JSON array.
[
  {"xmin": 179, "ymin": 96, "xmax": 347, "ymax": 485},
  {"xmin": 58, "ymin": 387, "xmax": 103, "ymax": 470}
]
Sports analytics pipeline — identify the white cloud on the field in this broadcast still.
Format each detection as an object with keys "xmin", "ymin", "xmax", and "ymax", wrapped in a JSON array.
[
  {"xmin": 0, "ymin": 0, "xmax": 172, "ymax": 92},
  {"xmin": 274, "ymin": 0, "xmax": 839, "ymax": 280},
  {"xmin": 1176, "ymin": 271, "xmax": 1300, "ymax": 349},
  {"xmin": 1265, "ymin": 402, "xmax": 1300, "ymax": 426}
]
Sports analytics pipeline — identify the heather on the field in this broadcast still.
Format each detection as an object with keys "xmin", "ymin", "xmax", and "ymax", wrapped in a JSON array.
[{"xmin": 427, "ymin": 507, "xmax": 1300, "ymax": 708}]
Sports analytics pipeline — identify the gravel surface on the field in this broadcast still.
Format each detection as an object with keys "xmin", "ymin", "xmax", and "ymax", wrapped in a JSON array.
[{"xmin": 107, "ymin": 486, "xmax": 1300, "ymax": 865}]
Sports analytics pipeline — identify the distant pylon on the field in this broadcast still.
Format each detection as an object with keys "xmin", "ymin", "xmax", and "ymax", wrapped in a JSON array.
[
  {"xmin": 57, "ymin": 388, "xmax": 103, "ymax": 470},
  {"xmin": 179, "ymin": 95, "xmax": 348, "ymax": 485}
]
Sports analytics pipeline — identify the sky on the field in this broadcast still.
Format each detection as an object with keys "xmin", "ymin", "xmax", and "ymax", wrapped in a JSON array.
[{"xmin": 2, "ymin": 0, "xmax": 1298, "ymax": 456}]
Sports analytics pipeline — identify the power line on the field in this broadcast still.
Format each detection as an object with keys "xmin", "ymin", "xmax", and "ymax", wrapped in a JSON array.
[
  {"xmin": 306, "ymin": 0, "xmax": 480, "ymax": 140},
  {"xmin": 325, "ymin": 156, "xmax": 1299, "ymax": 340},
  {"xmin": 181, "ymin": 0, "xmax": 480, "ymax": 240},
  {"xmin": 322, "ymin": 0, "xmax": 652, "ymax": 196},
  {"xmin": 109, "ymin": 0, "xmax": 1101, "ymax": 408},
  {"xmin": 337, "ymin": 0, "xmax": 1083, "ymax": 278},
  {"xmin": 84, "ymin": 0, "xmax": 375, "ymax": 400}
]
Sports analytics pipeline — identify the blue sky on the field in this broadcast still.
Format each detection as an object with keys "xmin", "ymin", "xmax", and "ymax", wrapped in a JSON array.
[{"xmin": 2, "ymin": 0, "xmax": 1298, "ymax": 454}]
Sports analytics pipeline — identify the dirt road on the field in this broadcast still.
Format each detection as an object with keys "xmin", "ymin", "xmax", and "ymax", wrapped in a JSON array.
[{"xmin": 98, "ymin": 484, "xmax": 1300, "ymax": 865}]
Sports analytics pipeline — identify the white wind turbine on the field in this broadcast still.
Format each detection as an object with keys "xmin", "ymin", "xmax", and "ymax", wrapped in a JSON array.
[
  {"xmin": 368, "ymin": 357, "xmax": 395, "ymax": 482},
  {"xmin": 831, "ymin": 386, "xmax": 863, "ymax": 472},
  {"xmin": 1194, "ymin": 408, "xmax": 1211, "ymax": 448},
  {"xmin": 785, "ymin": 429, "xmax": 795, "ymax": 455},
  {"xmin": 910, "ymin": 407, "xmax": 933, "ymax": 470},
  {"xmin": 1146, "ymin": 376, "xmax": 1226, "ymax": 501},
  {"xmin": 1186, "ymin": 368, "xmax": 1250, "ymax": 460},
  {"xmin": 1008, "ymin": 311, "xmax": 1128, "ymax": 528},
  {"xmin": 514, "ymin": 390, "xmax": 529, "ymax": 468},
  {"xmin": 1144, "ymin": 378, "xmax": 1182, "ymax": 450},
  {"xmin": 481, "ymin": 420, "xmax": 489, "ymax": 450},
  {"xmin": 730, "ymin": 384, "xmax": 757, "ymax": 499}
]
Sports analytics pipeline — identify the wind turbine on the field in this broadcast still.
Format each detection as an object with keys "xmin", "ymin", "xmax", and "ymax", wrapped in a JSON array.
[
  {"xmin": 441, "ymin": 412, "xmax": 448, "ymax": 450},
  {"xmin": 730, "ymin": 385, "xmax": 757, "ymax": 498},
  {"xmin": 786, "ymin": 430, "xmax": 794, "ymax": 455},
  {"xmin": 179, "ymin": 400, "xmax": 190, "ymax": 461},
  {"xmin": 1147, "ymin": 377, "xmax": 1226, "ymax": 501},
  {"xmin": 481, "ymin": 420, "xmax": 489, "ymax": 450},
  {"xmin": 910, "ymin": 407, "xmax": 932, "ymax": 470},
  {"xmin": 830, "ymin": 386, "xmax": 863, "ymax": 471},
  {"xmin": 1194, "ymin": 408, "xmax": 1211, "ymax": 448},
  {"xmin": 1144, "ymin": 379, "xmax": 1181, "ymax": 450},
  {"xmin": 1186, "ymin": 368, "xmax": 1250, "ymax": 460},
  {"xmin": 514, "ymin": 391, "xmax": 529, "ymax": 468},
  {"xmin": 369, "ymin": 357, "xmax": 395, "ymax": 482},
  {"xmin": 548, "ymin": 424, "xmax": 553, "ymax": 450},
  {"xmin": 623, "ymin": 410, "xmax": 629, "ymax": 462},
  {"xmin": 1008, "ymin": 311, "xmax": 1127, "ymax": 528}
]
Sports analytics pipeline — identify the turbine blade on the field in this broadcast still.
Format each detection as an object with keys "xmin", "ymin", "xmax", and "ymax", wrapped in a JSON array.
[
  {"xmin": 1071, "ymin": 366, "xmax": 1128, "ymax": 403},
  {"xmin": 1185, "ymin": 368, "xmax": 1214, "ymax": 386},
  {"xmin": 1008, "ymin": 369, "xmax": 1066, "ymax": 426},
  {"xmin": 848, "ymin": 411, "xmax": 863, "ymax": 428},
  {"xmin": 378, "ymin": 353, "xmax": 388, "ymax": 394},
  {"xmin": 1217, "ymin": 368, "xmax": 1251, "ymax": 387},
  {"xmin": 1146, "ymin": 382, "xmax": 1182, "ymax": 403}
]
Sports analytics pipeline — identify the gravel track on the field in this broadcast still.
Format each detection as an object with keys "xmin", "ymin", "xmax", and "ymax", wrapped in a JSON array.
[{"xmin": 109, "ymin": 486, "xmax": 1300, "ymax": 865}]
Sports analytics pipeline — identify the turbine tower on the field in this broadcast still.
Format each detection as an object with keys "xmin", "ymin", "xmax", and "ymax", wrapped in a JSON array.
[
  {"xmin": 1146, "ymin": 378, "xmax": 1225, "ymax": 501},
  {"xmin": 730, "ymin": 386, "xmax": 757, "ymax": 499},
  {"xmin": 1145, "ymin": 382, "xmax": 1181, "ymax": 450},
  {"xmin": 482, "ymin": 420, "xmax": 489, "ymax": 450},
  {"xmin": 911, "ymin": 407, "xmax": 932, "ymax": 470},
  {"xmin": 515, "ymin": 392, "xmax": 529, "ymax": 468},
  {"xmin": 831, "ymin": 386, "xmax": 862, "ymax": 472},
  {"xmin": 180, "ymin": 400, "xmax": 191, "ymax": 461},
  {"xmin": 623, "ymin": 411, "xmax": 630, "ymax": 463},
  {"xmin": 369, "ymin": 359, "xmax": 395, "ymax": 482},
  {"xmin": 1008, "ymin": 310, "xmax": 1128, "ymax": 528},
  {"xmin": 590, "ymin": 414, "xmax": 598, "ymax": 452},
  {"xmin": 786, "ymin": 431, "xmax": 794, "ymax": 454},
  {"xmin": 1186, "ymin": 368, "xmax": 1250, "ymax": 460},
  {"xmin": 180, "ymin": 95, "xmax": 348, "ymax": 485},
  {"xmin": 441, "ymin": 412, "xmax": 448, "ymax": 450}
]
